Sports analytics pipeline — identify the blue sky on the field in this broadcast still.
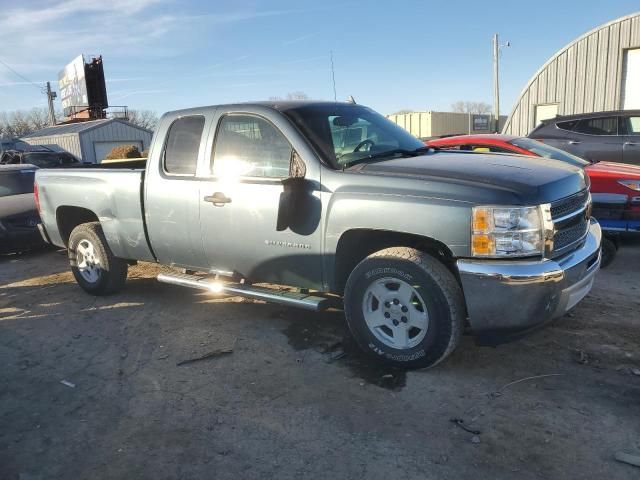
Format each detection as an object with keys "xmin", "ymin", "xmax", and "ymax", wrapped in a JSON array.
[{"xmin": 0, "ymin": 0, "xmax": 638, "ymax": 117}]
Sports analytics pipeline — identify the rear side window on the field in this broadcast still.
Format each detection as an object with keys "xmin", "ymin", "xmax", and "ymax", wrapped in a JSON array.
[
  {"xmin": 556, "ymin": 120, "xmax": 578, "ymax": 131},
  {"xmin": 573, "ymin": 117, "xmax": 618, "ymax": 135},
  {"xmin": 212, "ymin": 115, "xmax": 292, "ymax": 178},
  {"xmin": 0, "ymin": 170, "xmax": 35, "ymax": 197},
  {"xmin": 164, "ymin": 116, "xmax": 205, "ymax": 175}
]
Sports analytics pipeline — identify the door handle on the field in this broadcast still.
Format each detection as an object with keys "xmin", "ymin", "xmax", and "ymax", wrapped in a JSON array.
[
  {"xmin": 204, "ymin": 192, "xmax": 232, "ymax": 206},
  {"xmin": 568, "ymin": 140, "xmax": 581, "ymax": 145},
  {"xmin": 624, "ymin": 142, "xmax": 639, "ymax": 146}
]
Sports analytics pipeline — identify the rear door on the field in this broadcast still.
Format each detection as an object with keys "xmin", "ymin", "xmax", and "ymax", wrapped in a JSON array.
[
  {"xmin": 144, "ymin": 114, "xmax": 211, "ymax": 269},
  {"xmin": 622, "ymin": 115, "xmax": 640, "ymax": 165},
  {"xmin": 199, "ymin": 109, "xmax": 323, "ymax": 289},
  {"xmin": 559, "ymin": 115, "xmax": 624, "ymax": 162}
]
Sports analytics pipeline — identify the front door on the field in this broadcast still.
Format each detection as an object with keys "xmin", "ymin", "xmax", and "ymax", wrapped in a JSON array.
[
  {"xmin": 199, "ymin": 112, "xmax": 323, "ymax": 289},
  {"xmin": 623, "ymin": 115, "xmax": 640, "ymax": 165}
]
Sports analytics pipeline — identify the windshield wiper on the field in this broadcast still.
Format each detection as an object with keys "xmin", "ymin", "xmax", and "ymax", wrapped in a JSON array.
[{"xmin": 342, "ymin": 146, "xmax": 432, "ymax": 168}]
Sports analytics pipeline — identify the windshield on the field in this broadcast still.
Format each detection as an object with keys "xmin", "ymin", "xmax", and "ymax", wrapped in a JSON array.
[
  {"xmin": 283, "ymin": 104, "xmax": 426, "ymax": 168},
  {"xmin": 22, "ymin": 152, "xmax": 79, "ymax": 168},
  {"xmin": 0, "ymin": 170, "xmax": 35, "ymax": 197},
  {"xmin": 509, "ymin": 138, "xmax": 590, "ymax": 168}
]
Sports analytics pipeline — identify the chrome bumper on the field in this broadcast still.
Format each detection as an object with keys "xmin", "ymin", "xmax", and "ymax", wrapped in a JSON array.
[{"xmin": 457, "ymin": 219, "xmax": 601, "ymax": 338}]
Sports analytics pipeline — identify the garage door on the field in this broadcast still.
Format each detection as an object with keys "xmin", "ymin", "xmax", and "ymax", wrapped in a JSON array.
[
  {"xmin": 93, "ymin": 141, "xmax": 144, "ymax": 163},
  {"xmin": 534, "ymin": 104, "xmax": 558, "ymax": 126},
  {"xmin": 621, "ymin": 48, "xmax": 640, "ymax": 110}
]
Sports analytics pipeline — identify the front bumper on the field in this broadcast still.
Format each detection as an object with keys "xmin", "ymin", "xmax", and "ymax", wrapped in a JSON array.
[{"xmin": 457, "ymin": 219, "xmax": 602, "ymax": 343}]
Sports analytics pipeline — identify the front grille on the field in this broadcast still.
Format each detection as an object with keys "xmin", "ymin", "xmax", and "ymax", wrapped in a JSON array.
[
  {"xmin": 551, "ymin": 189, "xmax": 589, "ymax": 219},
  {"xmin": 550, "ymin": 189, "xmax": 590, "ymax": 257},
  {"xmin": 554, "ymin": 219, "xmax": 589, "ymax": 250}
]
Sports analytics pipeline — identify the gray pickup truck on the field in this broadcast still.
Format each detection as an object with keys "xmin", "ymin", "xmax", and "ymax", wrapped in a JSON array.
[{"xmin": 35, "ymin": 102, "xmax": 602, "ymax": 368}]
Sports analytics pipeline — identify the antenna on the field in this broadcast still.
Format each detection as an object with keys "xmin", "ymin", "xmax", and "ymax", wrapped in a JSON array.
[{"xmin": 330, "ymin": 50, "xmax": 337, "ymax": 101}]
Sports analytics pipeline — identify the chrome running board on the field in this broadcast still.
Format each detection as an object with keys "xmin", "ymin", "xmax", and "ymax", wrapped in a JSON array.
[{"xmin": 157, "ymin": 272, "xmax": 330, "ymax": 311}]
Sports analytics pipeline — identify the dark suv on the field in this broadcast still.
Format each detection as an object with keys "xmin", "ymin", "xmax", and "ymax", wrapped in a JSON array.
[
  {"xmin": 529, "ymin": 110, "xmax": 640, "ymax": 165},
  {"xmin": 0, "ymin": 165, "xmax": 44, "ymax": 254}
]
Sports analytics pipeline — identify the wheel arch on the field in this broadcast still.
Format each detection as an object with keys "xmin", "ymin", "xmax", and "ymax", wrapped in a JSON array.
[
  {"xmin": 332, "ymin": 229, "xmax": 459, "ymax": 294},
  {"xmin": 56, "ymin": 206, "xmax": 100, "ymax": 246}
]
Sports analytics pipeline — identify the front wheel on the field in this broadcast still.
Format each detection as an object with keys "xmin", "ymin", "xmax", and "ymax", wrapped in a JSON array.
[
  {"xmin": 343, "ymin": 247, "xmax": 465, "ymax": 369},
  {"xmin": 600, "ymin": 236, "xmax": 617, "ymax": 268},
  {"xmin": 68, "ymin": 222, "xmax": 128, "ymax": 295}
]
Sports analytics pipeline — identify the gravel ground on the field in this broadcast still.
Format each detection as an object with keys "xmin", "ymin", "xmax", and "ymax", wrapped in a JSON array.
[{"xmin": 1, "ymin": 240, "xmax": 639, "ymax": 479}]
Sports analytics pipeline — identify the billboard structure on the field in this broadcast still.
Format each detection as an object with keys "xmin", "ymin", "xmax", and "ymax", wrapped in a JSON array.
[{"xmin": 58, "ymin": 55, "xmax": 108, "ymax": 119}]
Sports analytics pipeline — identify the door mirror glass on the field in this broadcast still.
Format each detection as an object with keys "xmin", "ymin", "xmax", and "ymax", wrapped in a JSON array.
[{"xmin": 288, "ymin": 150, "xmax": 306, "ymax": 179}]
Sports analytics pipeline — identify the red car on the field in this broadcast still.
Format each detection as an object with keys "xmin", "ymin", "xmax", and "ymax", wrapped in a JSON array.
[{"xmin": 427, "ymin": 134, "xmax": 640, "ymax": 266}]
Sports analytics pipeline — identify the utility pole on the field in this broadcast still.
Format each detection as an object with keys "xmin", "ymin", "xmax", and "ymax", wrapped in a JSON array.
[
  {"xmin": 492, "ymin": 34, "xmax": 509, "ymax": 133},
  {"xmin": 45, "ymin": 81, "xmax": 57, "ymax": 126},
  {"xmin": 492, "ymin": 34, "xmax": 499, "ymax": 132}
]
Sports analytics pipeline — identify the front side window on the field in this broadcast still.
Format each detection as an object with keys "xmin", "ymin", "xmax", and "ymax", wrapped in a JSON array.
[
  {"xmin": 626, "ymin": 116, "xmax": 640, "ymax": 135},
  {"xmin": 283, "ymin": 104, "xmax": 425, "ymax": 168},
  {"xmin": 212, "ymin": 115, "xmax": 292, "ymax": 178},
  {"xmin": 164, "ymin": 116, "xmax": 205, "ymax": 175},
  {"xmin": 573, "ymin": 117, "xmax": 618, "ymax": 136}
]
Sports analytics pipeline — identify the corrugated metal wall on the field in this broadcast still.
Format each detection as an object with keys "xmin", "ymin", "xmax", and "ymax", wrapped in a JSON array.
[
  {"xmin": 80, "ymin": 121, "xmax": 152, "ymax": 163},
  {"xmin": 504, "ymin": 12, "xmax": 640, "ymax": 136},
  {"xmin": 22, "ymin": 134, "xmax": 82, "ymax": 159}
]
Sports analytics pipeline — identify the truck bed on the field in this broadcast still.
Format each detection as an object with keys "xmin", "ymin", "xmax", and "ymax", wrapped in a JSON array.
[{"xmin": 36, "ymin": 168, "xmax": 155, "ymax": 262}]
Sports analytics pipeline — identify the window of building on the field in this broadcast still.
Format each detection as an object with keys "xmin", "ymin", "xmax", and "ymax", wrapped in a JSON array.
[
  {"xmin": 212, "ymin": 115, "xmax": 292, "ymax": 178},
  {"xmin": 164, "ymin": 116, "xmax": 205, "ymax": 175},
  {"xmin": 573, "ymin": 117, "xmax": 618, "ymax": 136},
  {"xmin": 534, "ymin": 104, "xmax": 558, "ymax": 126}
]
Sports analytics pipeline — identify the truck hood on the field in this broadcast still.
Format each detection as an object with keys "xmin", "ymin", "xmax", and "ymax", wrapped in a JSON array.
[{"xmin": 355, "ymin": 151, "xmax": 588, "ymax": 204}]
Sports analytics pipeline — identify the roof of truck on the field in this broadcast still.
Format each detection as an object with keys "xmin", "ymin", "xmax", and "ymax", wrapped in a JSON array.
[{"xmin": 163, "ymin": 101, "xmax": 360, "ymax": 117}]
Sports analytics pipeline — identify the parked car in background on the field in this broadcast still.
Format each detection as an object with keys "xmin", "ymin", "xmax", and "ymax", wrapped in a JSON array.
[
  {"xmin": 0, "ymin": 165, "xmax": 45, "ymax": 254},
  {"xmin": 35, "ymin": 102, "xmax": 601, "ymax": 369},
  {"xmin": 0, "ymin": 149, "xmax": 81, "ymax": 168},
  {"xmin": 528, "ymin": 110, "xmax": 640, "ymax": 165},
  {"xmin": 427, "ymin": 134, "xmax": 640, "ymax": 266},
  {"xmin": 0, "ymin": 139, "xmax": 28, "ymax": 158}
]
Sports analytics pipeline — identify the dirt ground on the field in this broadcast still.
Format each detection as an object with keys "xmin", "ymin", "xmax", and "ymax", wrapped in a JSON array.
[{"xmin": 1, "ymin": 240, "xmax": 639, "ymax": 480}]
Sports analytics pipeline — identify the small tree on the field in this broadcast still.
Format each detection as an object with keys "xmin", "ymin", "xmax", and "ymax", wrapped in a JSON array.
[
  {"xmin": 451, "ymin": 101, "xmax": 492, "ymax": 114},
  {"xmin": 105, "ymin": 145, "xmax": 142, "ymax": 160}
]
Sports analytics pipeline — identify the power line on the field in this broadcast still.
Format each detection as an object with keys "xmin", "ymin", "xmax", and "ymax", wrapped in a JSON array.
[{"xmin": 0, "ymin": 57, "xmax": 43, "ymax": 91}]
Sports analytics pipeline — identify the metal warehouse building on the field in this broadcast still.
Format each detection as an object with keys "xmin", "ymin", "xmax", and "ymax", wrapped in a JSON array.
[
  {"xmin": 21, "ymin": 119, "xmax": 153, "ymax": 164},
  {"xmin": 387, "ymin": 111, "xmax": 507, "ymax": 139},
  {"xmin": 504, "ymin": 12, "xmax": 640, "ymax": 136}
]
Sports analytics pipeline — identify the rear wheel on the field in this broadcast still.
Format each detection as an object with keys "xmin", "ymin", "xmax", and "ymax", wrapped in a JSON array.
[
  {"xmin": 343, "ymin": 247, "xmax": 465, "ymax": 369},
  {"xmin": 68, "ymin": 222, "xmax": 128, "ymax": 295}
]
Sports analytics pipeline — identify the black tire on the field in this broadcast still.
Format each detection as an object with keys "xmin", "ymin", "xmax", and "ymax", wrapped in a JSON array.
[
  {"xmin": 68, "ymin": 222, "xmax": 128, "ymax": 295},
  {"xmin": 600, "ymin": 236, "xmax": 617, "ymax": 269},
  {"xmin": 343, "ymin": 247, "xmax": 465, "ymax": 369}
]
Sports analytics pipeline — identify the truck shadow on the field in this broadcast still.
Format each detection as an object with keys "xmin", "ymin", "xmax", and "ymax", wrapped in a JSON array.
[{"xmin": 277, "ymin": 307, "xmax": 409, "ymax": 391}]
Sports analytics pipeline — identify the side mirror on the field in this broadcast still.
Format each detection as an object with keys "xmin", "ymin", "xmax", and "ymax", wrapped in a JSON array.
[{"xmin": 288, "ymin": 150, "xmax": 306, "ymax": 179}]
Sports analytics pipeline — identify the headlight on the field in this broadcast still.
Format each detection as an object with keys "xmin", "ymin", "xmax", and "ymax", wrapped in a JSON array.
[
  {"xmin": 618, "ymin": 179, "xmax": 640, "ymax": 191},
  {"xmin": 471, "ymin": 206, "xmax": 544, "ymax": 257}
]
